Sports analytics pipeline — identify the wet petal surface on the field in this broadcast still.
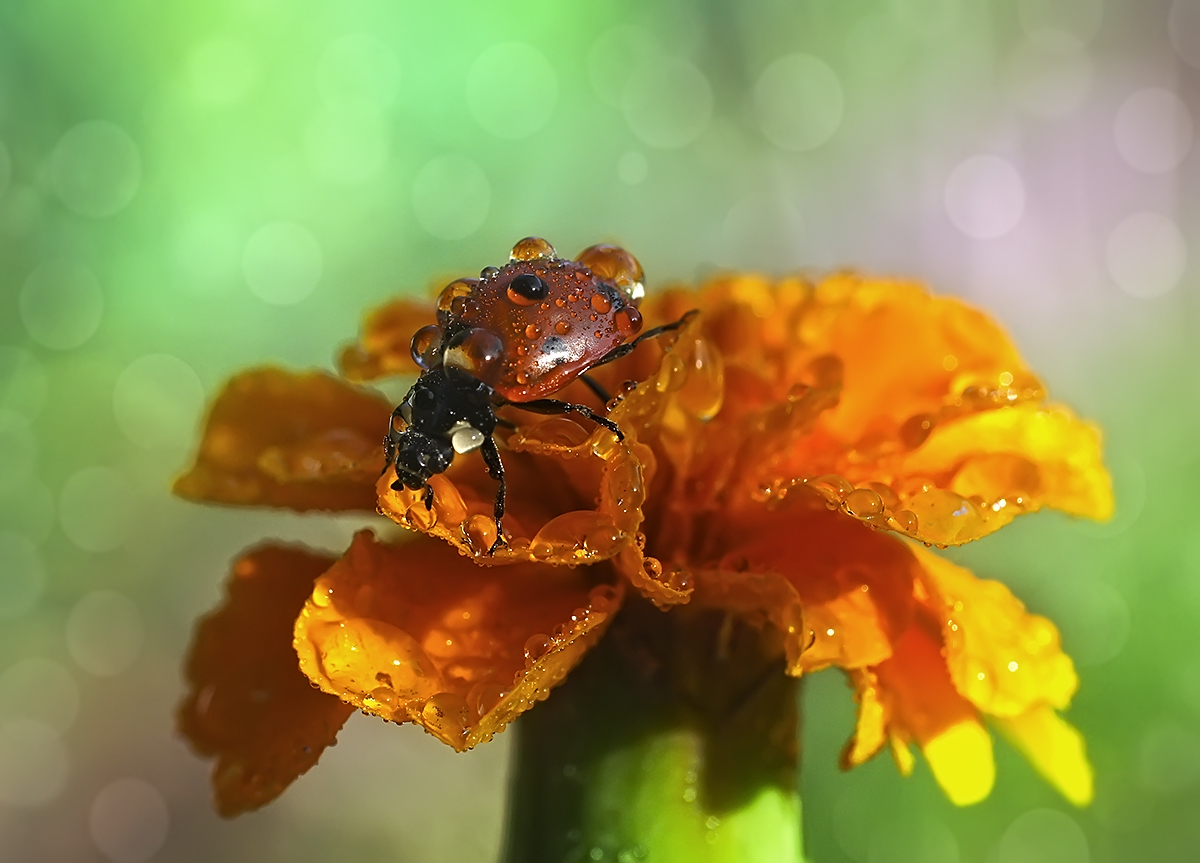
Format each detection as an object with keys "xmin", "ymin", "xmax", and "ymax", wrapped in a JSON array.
[
  {"xmin": 179, "ymin": 544, "xmax": 354, "ymax": 817},
  {"xmin": 175, "ymin": 368, "xmax": 391, "ymax": 511},
  {"xmin": 338, "ymin": 298, "xmax": 435, "ymax": 382},
  {"xmin": 294, "ymin": 531, "xmax": 622, "ymax": 750}
]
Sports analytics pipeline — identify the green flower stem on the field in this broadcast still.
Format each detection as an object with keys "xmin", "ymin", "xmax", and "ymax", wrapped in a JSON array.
[{"xmin": 502, "ymin": 599, "xmax": 807, "ymax": 863}]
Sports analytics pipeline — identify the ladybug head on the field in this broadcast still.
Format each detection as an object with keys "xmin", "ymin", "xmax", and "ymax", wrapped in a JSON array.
[{"xmin": 390, "ymin": 430, "xmax": 454, "ymax": 491}]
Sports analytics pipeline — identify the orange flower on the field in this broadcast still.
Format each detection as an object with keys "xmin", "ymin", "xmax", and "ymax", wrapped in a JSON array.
[{"xmin": 176, "ymin": 265, "xmax": 1111, "ymax": 816}]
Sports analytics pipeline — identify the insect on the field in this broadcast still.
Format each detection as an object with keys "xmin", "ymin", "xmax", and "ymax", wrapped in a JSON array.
[{"xmin": 384, "ymin": 237, "xmax": 695, "ymax": 553}]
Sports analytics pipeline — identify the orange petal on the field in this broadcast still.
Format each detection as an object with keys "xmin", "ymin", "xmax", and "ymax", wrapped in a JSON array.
[
  {"xmin": 175, "ymin": 368, "xmax": 391, "ymax": 511},
  {"xmin": 293, "ymin": 530, "xmax": 621, "ymax": 751},
  {"xmin": 900, "ymin": 403, "xmax": 1114, "ymax": 527},
  {"xmin": 867, "ymin": 619, "xmax": 996, "ymax": 805},
  {"xmin": 179, "ymin": 545, "xmax": 354, "ymax": 817},
  {"xmin": 910, "ymin": 544, "xmax": 1078, "ymax": 717},
  {"xmin": 337, "ymin": 298, "xmax": 435, "ymax": 382},
  {"xmin": 376, "ymin": 428, "xmax": 647, "ymax": 568},
  {"xmin": 670, "ymin": 494, "xmax": 921, "ymax": 672}
]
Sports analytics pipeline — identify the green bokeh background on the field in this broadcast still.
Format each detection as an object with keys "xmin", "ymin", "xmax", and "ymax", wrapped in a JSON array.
[{"xmin": 2, "ymin": 0, "xmax": 1198, "ymax": 860}]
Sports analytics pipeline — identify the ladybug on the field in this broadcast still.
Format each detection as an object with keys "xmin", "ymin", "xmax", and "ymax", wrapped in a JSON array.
[{"xmin": 384, "ymin": 236, "xmax": 695, "ymax": 552}]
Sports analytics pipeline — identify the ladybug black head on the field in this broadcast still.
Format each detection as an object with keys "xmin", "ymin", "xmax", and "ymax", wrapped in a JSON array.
[{"xmin": 391, "ymin": 431, "xmax": 454, "ymax": 491}]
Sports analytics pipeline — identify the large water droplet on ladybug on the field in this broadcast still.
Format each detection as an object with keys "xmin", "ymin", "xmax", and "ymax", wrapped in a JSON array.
[
  {"xmin": 613, "ymin": 306, "xmax": 642, "ymax": 338},
  {"xmin": 576, "ymin": 243, "xmax": 645, "ymax": 302},
  {"xmin": 590, "ymin": 292, "xmax": 612, "ymax": 314},
  {"xmin": 437, "ymin": 278, "xmax": 478, "ymax": 324},
  {"xmin": 507, "ymin": 273, "xmax": 549, "ymax": 305},
  {"xmin": 443, "ymin": 327, "xmax": 503, "ymax": 379},
  {"xmin": 410, "ymin": 324, "xmax": 445, "ymax": 371},
  {"xmin": 510, "ymin": 236, "xmax": 556, "ymax": 261}
]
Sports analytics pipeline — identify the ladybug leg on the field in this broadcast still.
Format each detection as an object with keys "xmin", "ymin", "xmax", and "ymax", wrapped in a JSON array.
[
  {"xmin": 422, "ymin": 483, "xmax": 435, "ymax": 511},
  {"xmin": 512, "ymin": 399, "xmax": 624, "ymax": 441},
  {"xmin": 588, "ymin": 309, "xmax": 700, "ymax": 370},
  {"xmin": 579, "ymin": 373, "xmax": 612, "ymax": 406},
  {"xmin": 480, "ymin": 435, "xmax": 508, "ymax": 554}
]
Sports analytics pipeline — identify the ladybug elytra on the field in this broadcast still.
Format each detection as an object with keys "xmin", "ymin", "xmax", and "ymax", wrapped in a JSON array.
[{"xmin": 385, "ymin": 237, "xmax": 695, "ymax": 553}]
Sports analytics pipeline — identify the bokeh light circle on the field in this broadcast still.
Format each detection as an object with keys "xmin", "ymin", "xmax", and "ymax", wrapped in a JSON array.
[
  {"xmin": 753, "ymin": 53, "xmax": 844, "ymax": 152},
  {"xmin": 1113, "ymin": 88, "xmax": 1193, "ymax": 174},
  {"xmin": 304, "ymin": 104, "xmax": 389, "ymax": 184},
  {"xmin": 1170, "ymin": 1, "xmax": 1200, "ymax": 69},
  {"xmin": 67, "ymin": 590, "xmax": 145, "ymax": 677},
  {"xmin": 588, "ymin": 26, "xmax": 657, "ymax": 107},
  {"xmin": 889, "ymin": 0, "xmax": 960, "ymax": 37},
  {"xmin": 0, "ymin": 346, "xmax": 49, "ymax": 421},
  {"xmin": 0, "ymin": 720, "xmax": 68, "ymax": 807},
  {"xmin": 0, "ymin": 410, "xmax": 36, "ymax": 496},
  {"xmin": 999, "ymin": 808, "xmax": 1089, "ymax": 863},
  {"xmin": 721, "ymin": 194, "xmax": 806, "ymax": 270},
  {"xmin": 317, "ymin": 34, "xmax": 401, "ymax": 108},
  {"xmin": 867, "ymin": 816, "xmax": 960, "ymax": 863},
  {"xmin": 50, "ymin": 121, "xmax": 141, "ymax": 218},
  {"xmin": 172, "ymin": 216, "xmax": 239, "ymax": 295},
  {"xmin": 112, "ymin": 353, "xmax": 204, "ymax": 451},
  {"xmin": 622, "ymin": 56, "xmax": 713, "ymax": 149},
  {"xmin": 1004, "ymin": 32, "xmax": 1092, "ymax": 117},
  {"xmin": 242, "ymin": 222, "xmax": 323, "ymax": 305},
  {"xmin": 1044, "ymin": 579, "xmax": 1131, "ymax": 666},
  {"xmin": 19, "ymin": 261, "xmax": 104, "ymax": 350},
  {"xmin": 411, "ymin": 155, "xmax": 490, "ymax": 240},
  {"xmin": 943, "ymin": 155, "xmax": 1026, "ymax": 239},
  {"xmin": 1106, "ymin": 211, "xmax": 1187, "ymax": 298},
  {"xmin": 1138, "ymin": 721, "xmax": 1200, "ymax": 794},
  {"xmin": 188, "ymin": 38, "xmax": 256, "ymax": 105},
  {"xmin": 617, "ymin": 151, "xmax": 648, "ymax": 185},
  {"xmin": 0, "ymin": 477, "xmax": 56, "ymax": 545},
  {"xmin": 90, "ymin": 778, "xmax": 170, "ymax": 863},
  {"xmin": 467, "ymin": 42, "xmax": 558, "ymax": 139},
  {"xmin": 0, "ymin": 657, "xmax": 80, "ymax": 733},
  {"xmin": 59, "ymin": 466, "xmax": 137, "ymax": 553},
  {"xmin": 1017, "ymin": 0, "xmax": 1104, "ymax": 41},
  {"xmin": 0, "ymin": 531, "xmax": 44, "ymax": 618}
]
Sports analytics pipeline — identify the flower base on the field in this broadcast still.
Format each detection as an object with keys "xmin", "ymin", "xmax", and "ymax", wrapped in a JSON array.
[{"xmin": 501, "ymin": 599, "xmax": 806, "ymax": 863}]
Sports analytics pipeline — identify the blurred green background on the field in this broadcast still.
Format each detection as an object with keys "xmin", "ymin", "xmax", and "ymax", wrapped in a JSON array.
[{"xmin": 1, "ymin": 0, "xmax": 1197, "ymax": 860}]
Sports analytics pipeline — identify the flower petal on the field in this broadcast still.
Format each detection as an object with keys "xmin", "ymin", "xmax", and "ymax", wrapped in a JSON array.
[
  {"xmin": 175, "ymin": 368, "xmax": 391, "ymax": 511},
  {"xmin": 293, "ymin": 530, "xmax": 621, "ymax": 751},
  {"xmin": 910, "ymin": 544, "xmax": 1078, "ymax": 717},
  {"xmin": 995, "ymin": 705, "xmax": 1093, "ymax": 806},
  {"xmin": 900, "ymin": 403, "xmax": 1114, "ymax": 525},
  {"xmin": 178, "ymin": 544, "xmax": 354, "ymax": 817},
  {"xmin": 337, "ymin": 298, "xmax": 434, "ymax": 382},
  {"xmin": 866, "ymin": 620, "xmax": 995, "ymax": 805}
]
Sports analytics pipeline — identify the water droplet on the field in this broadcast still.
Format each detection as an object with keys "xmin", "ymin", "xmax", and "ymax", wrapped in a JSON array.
[
  {"xmin": 613, "ymin": 306, "xmax": 642, "ymax": 338},
  {"xmin": 410, "ymin": 325, "xmax": 444, "ymax": 371},
  {"xmin": 466, "ymin": 514, "xmax": 498, "ymax": 554},
  {"xmin": 590, "ymin": 292, "xmax": 612, "ymax": 314},
  {"xmin": 444, "ymin": 327, "xmax": 504, "ymax": 378},
  {"xmin": 554, "ymin": 320, "xmax": 571, "ymax": 335},
  {"xmin": 510, "ymin": 236, "xmax": 556, "ymax": 261},
  {"xmin": 844, "ymin": 488, "xmax": 883, "ymax": 517},
  {"xmin": 523, "ymin": 634, "xmax": 553, "ymax": 665},
  {"xmin": 525, "ymin": 323, "xmax": 541, "ymax": 339}
]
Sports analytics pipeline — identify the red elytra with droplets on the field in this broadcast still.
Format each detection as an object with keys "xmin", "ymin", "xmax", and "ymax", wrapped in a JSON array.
[{"xmin": 411, "ymin": 237, "xmax": 647, "ymax": 402}]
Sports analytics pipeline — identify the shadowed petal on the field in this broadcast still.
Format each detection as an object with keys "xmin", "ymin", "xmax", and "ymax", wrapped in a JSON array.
[
  {"xmin": 865, "ymin": 621, "xmax": 995, "ymax": 806},
  {"xmin": 175, "ymin": 368, "xmax": 391, "ymax": 511},
  {"xmin": 179, "ymin": 544, "xmax": 355, "ymax": 817},
  {"xmin": 293, "ymin": 531, "xmax": 622, "ymax": 751},
  {"xmin": 338, "ymin": 298, "xmax": 435, "ymax": 382}
]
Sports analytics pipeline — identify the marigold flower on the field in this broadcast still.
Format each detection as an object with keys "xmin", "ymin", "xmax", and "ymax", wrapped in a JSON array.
[{"xmin": 176, "ymin": 268, "xmax": 1111, "ymax": 816}]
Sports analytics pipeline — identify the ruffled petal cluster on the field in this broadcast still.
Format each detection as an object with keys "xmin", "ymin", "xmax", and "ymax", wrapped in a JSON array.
[{"xmin": 176, "ymin": 269, "xmax": 1110, "ymax": 814}]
